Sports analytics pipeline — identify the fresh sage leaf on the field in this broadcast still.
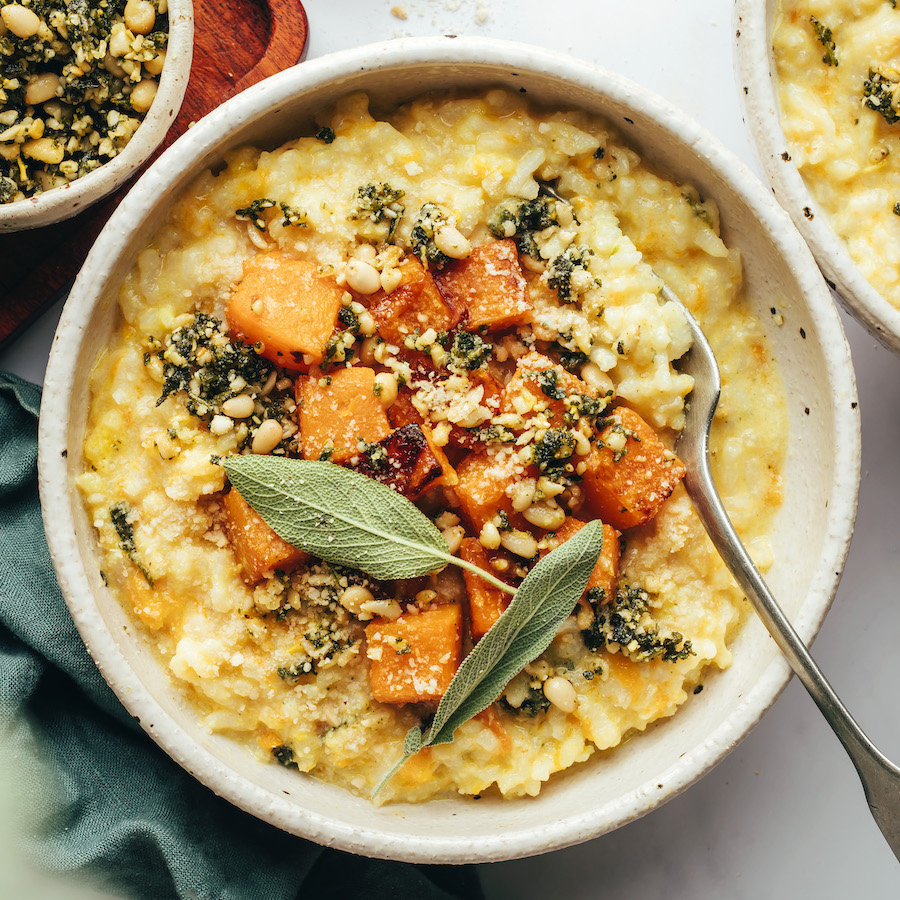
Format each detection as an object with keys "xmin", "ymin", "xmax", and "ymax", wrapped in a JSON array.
[
  {"xmin": 223, "ymin": 453, "xmax": 603, "ymax": 798},
  {"xmin": 374, "ymin": 520, "xmax": 605, "ymax": 795},
  {"xmin": 224, "ymin": 455, "xmax": 453, "ymax": 580},
  {"xmin": 224, "ymin": 455, "xmax": 515, "ymax": 593}
]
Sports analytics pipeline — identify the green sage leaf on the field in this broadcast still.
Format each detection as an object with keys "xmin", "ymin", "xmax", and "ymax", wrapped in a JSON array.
[
  {"xmin": 375, "ymin": 520, "xmax": 605, "ymax": 795},
  {"xmin": 223, "ymin": 456, "xmax": 452, "ymax": 580}
]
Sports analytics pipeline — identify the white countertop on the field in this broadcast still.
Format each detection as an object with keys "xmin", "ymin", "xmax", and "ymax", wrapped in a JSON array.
[{"xmin": 3, "ymin": 0, "xmax": 899, "ymax": 895}]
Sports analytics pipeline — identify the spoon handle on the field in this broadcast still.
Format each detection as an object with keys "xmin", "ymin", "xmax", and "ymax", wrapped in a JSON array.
[{"xmin": 685, "ymin": 460, "xmax": 900, "ymax": 859}]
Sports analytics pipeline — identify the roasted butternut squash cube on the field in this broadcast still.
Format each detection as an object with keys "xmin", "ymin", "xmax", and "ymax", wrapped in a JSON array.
[
  {"xmin": 226, "ymin": 252, "xmax": 344, "ymax": 369},
  {"xmin": 366, "ymin": 604, "xmax": 463, "ymax": 704},
  {"xmin": 367, "ymin": 256, "xmax": 459, "ymax": 345},
  {"xmin": 501, "ymin": 350, "xmax": 600, "ymax": 428},
  {"xmin": 297, "ymin": 366, "xmax": 392, "ymax": 463},
  {"xmin": 347, "ymin": 423, "xmax": 454, "ymax": 499},
  {"xmin": 434, "ymin": 239, "xmax": 532, "ymax": 331},
  {"xmin": 540, "ymin": 517, "xmax": 620, "ymax": 604},
  {"xmin": 581, "ymin": 407, "xmax": 686, "ymax": 530},
  {"xmin": 386, "ymin": 393, "xmax": 459, "ymax": 486},
  {"xmin": 223, "ymin": 488, "xmax": 308, "ymax": 582},
  {"xmin": 459, "ymin": 538, "xmax": 514, "ymax": 640},
  {"xmin": 453, "ymin": 449, "xmax": 522, "ymax": 533}
]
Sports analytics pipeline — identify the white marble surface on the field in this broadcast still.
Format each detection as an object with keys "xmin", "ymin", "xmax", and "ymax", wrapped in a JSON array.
[{"xmin": 2, "ymin": 0, "xmax": 899, "ymax": 894}]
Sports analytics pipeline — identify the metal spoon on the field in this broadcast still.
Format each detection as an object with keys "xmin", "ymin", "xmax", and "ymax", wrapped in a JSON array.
[
  {"xmin": 669, "ymin": 282, "xmax": 900, "ymax": 861},
  {"xmin": 536, "ymin": 179, "xmax": 899, "ymax": 855}
]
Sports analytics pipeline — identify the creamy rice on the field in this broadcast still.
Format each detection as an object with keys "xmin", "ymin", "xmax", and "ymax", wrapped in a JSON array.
[
  {"xmin": 773, "ymin": 0, "xmax": 900, "ymax": 307},
  {"xmin": 78, "ymin": 90, "xmax": 786, "ymax": 803}
]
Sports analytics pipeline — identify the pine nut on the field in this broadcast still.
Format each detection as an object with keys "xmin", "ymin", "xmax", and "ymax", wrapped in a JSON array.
[
  {"xmin": 339, "ymin": 584, "xmax": 375, "ymax": 616},
  {"xmin": 434, "ymin": 225, "xmax": 471, "ymax": 259},
  {"xmin": 345, "ymin": 259, "xmax": 381, "ymax": 294},
  {"xmin": 130, "ymin": 79, "xmax": 158, "ymax": 114},
  {"xmin": 360, "ymin": 598, "xmax": 402, "ymax": 621},
  {"xmin": 380, "ymin": 267, "xmax": 403, "ymax": 293},
  {"xmin": 144, "ymin": 49, "xmax": 166, "ymax": 76},
  {"xmin": 373, "ymin": 372, "xmax": 398, "ymax": 408},
  {"xmin": 536, "ymin": 476, "xmax": 565, "ymax": 497},
  {"xmin": 479, "ymin": 521, "xmax": 501, "ymax": 550},
  {"xmin": 523, "ymin": 502, "xmax": 566, "ymax": 531},
  {"xmin": 359, "ymin": 336, "xmax": 380, "ymax": 365},
  {"xmin": 221, "ymin": 395, "xmax": 255, "ymax": 418},
  {"xmin": 124, "ymin": 0, "xmax": 156, "ymax": 34},
  {"xmin": 251, "ymin": 419, "xmax": 283, "ymax": 454},
  {"xmin": 580, "ymin": 361, "xmax": 614, "ymax": 395},
  {"xmin": 509, "ymin": 478, "xmax": 536, "ymax": 512},
  {"xmin": 543, "ymin": 676, "xmax": 577, "ymax": 713},
  {"xmin": 442, "ymin": 525, "xmax": 465, "ymax": 554},
  {"xmin": 22, "ymin": 138, "xmax": 63, "ymax": 164},
  {"xmin": 2, "ymin": 5, "xmax": 40, "ymax": 39},
  {"xmin": 500, "ymin": 529, "xmax": 538, "ymax": 558},
  {"xmin": 259, "ymin": 370, "xmax": 278, "ymax": 397},
  {"xmin": 25, "ymin": 72, "xmax": 60, "ymax": 106},
  {"xmin": 109, "ymin": 26, "xmax": 132, "ymax": 58},
  {"xmin": 573, "ymin": 429, "xmax": 592, "ymax": 456},
  {"xmin": 556, "ymin": 203, "xmax": 574, "ymax": 228},
  {"xmin": 155, "ymin": 434, "xmax": 180, "ymax": 460},
  {"xmin": 357, "ymin": 311, "xmax": 376, "ymax": 336},
  {"xmin": 415, "ymin": 589, "xmax": 438, "ymax": 604},
  {"xmin": 435, "ymin": 511, "xmax": 460, "ymax": 529},
  {"xmin": 353, "ymin": 243, "xmax": 377, "ymax": 262}
]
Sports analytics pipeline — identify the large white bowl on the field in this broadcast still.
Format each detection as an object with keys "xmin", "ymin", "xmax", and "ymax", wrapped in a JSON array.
[
  {"xmin": 734, "ymin": 0, "xmax": 900, "ymax": 353},
  {"xmin": 0, "ymin": 0, "xmax": 193, "ymax": 232},
  {"xmin": 38, "ymin": 37, "xmax": 860, "ymax": 863}
]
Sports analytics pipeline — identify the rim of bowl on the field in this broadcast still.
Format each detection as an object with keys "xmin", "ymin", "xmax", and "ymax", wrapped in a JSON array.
[
  {"xmin": 734, "ymin": 0, "xmax": 900, "ymax": 353},
  {"xmin": 38, "ymin": 36, "xmax": 861, "ymax": 862},
  {"xmin": 0, "ymin": 0, "xmax": 194, "ymax": 232}
]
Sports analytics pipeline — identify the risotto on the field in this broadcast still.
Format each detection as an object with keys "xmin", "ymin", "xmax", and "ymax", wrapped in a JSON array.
[
  {"xmin": 773, "ymin": 0, "xmax": 900, "ymax": 308},
  {"xmin": 78, "ymin": 89, "xmax": 786, "ymax": 803}
]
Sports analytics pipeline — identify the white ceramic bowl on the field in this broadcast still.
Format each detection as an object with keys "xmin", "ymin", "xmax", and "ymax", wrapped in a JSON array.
[
  {"xmin": 38, "ymin": 37, "xmax": 860, "ymax": 863},
  {"xmin": 734, "ymin": 0, "xmax": 900, "ymax": 353},
  {"xmin": 0, "ymin": 0, "xmax": 193, "ymax": 232}
]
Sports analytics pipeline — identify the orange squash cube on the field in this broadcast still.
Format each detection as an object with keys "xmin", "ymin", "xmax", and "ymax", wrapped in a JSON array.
[
  {"xmin": 222, "ymin": 488, "xmax": 308, "ymax": 582},
  {"xmin": 453, "ymin": 449, "xmax": 522, "ymax": 534},
  {"xmin": 367, "ymin": 257, "xmax": 459, "ymax": 345},
  {"xmin": 459, "ymin": 538, "xmax": 514, "ymax": 640},
  {"xmin": 501, "ymin": 351, "xmax": 599, "ymax": 428},
  {"xmin": 347, "ymin": 423, "xmax": 454, "ymax": 499},
  {"xmin": 581, "ymin": 407, "xmax": 686, "ymax": 530},
  {"xmin": 226, "ymin": 252, "xmax": 345, "ymax": 369},
  {"xmin": 434, "ymin": 239, "xmax": 532, "ymax": 331},
  {"xmin": 540, "ymin": 517, "xmax": 620, "ymax": 604},
  {"xmin": 366, "ymin": 604, "xmax": 463, "ymax": 704},
  {"xmin": 297, "ymin": 367, "xmax": 392, "ymax": 463},
  {"xmin": 386, "ymin": 394, "xmax": 459, "ymax": 487}
]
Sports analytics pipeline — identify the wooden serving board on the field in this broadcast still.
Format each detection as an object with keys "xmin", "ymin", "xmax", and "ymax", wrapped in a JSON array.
[{"xmin": 0, "ymin": 0, "xmax": 309, "ymax": 349}]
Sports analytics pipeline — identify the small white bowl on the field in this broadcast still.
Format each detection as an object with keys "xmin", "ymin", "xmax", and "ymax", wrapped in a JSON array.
[
  {"xmin": 38, "ymin": 37, "xmax": 860, "ymax": 863},
  {"xmin": 735, "ymin": 0, "xmax": 900, "ymax": 353},
  {"xmin": 0, "ymin": 0, "xmax": 193, "ymax": 232}
]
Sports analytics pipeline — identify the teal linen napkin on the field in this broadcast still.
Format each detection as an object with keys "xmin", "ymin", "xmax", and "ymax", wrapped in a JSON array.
[{"xmin": 0, "ymin": 372, "xmax": 484, "ymax": 900}]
